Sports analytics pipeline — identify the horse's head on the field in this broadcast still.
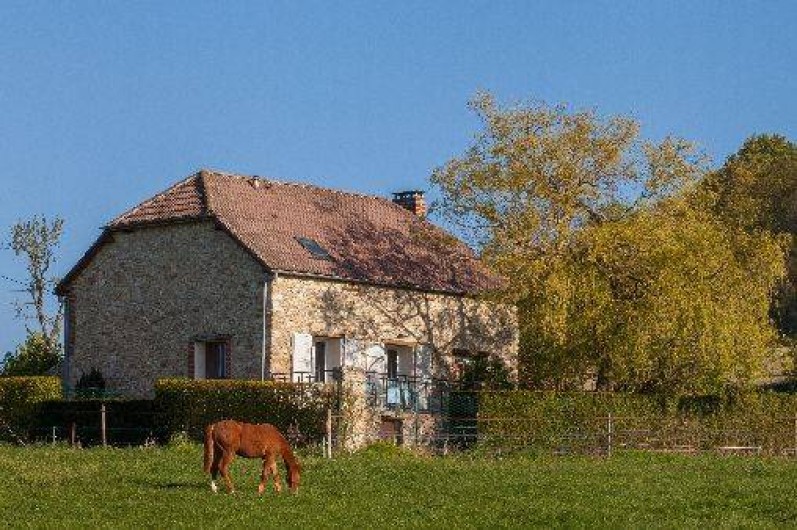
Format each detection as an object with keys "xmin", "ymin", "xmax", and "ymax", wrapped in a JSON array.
[{"xmin": 287, "ymin": 459, "xmax": 301, "ymax": 493}]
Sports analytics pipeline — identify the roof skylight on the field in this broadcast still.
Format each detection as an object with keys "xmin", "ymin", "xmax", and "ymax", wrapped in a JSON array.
[{"xmin": 296, "ymin": 237, "xmax": 333, "ymax": 261}]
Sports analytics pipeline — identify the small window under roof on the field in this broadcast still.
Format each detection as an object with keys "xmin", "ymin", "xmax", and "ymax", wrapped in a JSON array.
[{"xmin": 296, "ymin": 237, "xmax": 332, "ymax": 260}]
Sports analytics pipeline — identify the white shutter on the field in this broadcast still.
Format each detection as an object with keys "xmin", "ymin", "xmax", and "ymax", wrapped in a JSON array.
[
  {"xmin": 366, "ymin": 343, "xmax": 386, "ymax": 374},
  {"xmin": 416, "ymin": 344, "xmax": 434, "ymax": 380},
  {"xmin": 193, "ymin": 342, "xmax": 206, "ymax": 380},
  {"xmin": 292, "ymin": 332, "xmax": 314, "ymax": 382},
  {"xmin": 342, "ymin": 337, "xmax": 357, "ymax": 368}
]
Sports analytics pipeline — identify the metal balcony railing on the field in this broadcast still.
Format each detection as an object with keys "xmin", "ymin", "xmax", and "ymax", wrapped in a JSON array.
[{"xmin": 270, "ymin": 370, "xmax": 454, "ymax": 413}]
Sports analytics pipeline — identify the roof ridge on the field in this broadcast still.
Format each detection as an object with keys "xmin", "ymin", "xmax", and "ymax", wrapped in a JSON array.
[
  {"xmin": 63, "ymin": 168, "xmax": 496, "ymax": 296},
  {"xmin": 108, "ymin": 173, "xmax": 203, "ymax": 226},
  {"xmin": 201, "ymin": 168, "xmax": 422, "ymax": 205}
]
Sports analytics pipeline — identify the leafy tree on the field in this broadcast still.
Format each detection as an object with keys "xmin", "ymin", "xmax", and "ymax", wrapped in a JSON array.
[
  {"xmin": 705, "ymin": 134, "xmax": 797, "ymax": 234},
  {"xmin": 703, "ymin": 134, "xmax": 797, "ymax": 335},
  {"xmin": 459, "ymin": 352, "xmax": 514, "ymax": 390},
  {"xmin": 567, "ymin": 198, "xmax": 783, "ymax": 393},
  {"xmin": 5, "ymin": 216, "xmax": 64, "ymax": 372},
  {"xmin": 432, "ymin": 93, "xmax": 786, "ymax": 394},
  {"xmin": 1, "ymin": 332, "xmax": 60, "ymax": 376}
]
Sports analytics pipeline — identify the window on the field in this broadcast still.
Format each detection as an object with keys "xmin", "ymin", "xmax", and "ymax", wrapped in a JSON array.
[
  {"xmin": 194, "ymin": 340, "xmax": 229, "ymax": 380},
  {"xmin": 315, "ymin": 341, "xmax": 327, "ymax": 382},
  {"xmin": 206, "ymin": 342, "xmax": 228, "ymax": 378},
  {"xmin": 296, "ymin": 237, "xmax": 332, "ymax": 260},
  {"xmin": 386, "ymin": 348, "xmax": 398, "ymax": 379},
  {"xmin": 385, "ymin": 345, "xmax": 414, "ymax": 378},
  {"xmin": 291, "ymin": 333, "xmax": 343, "ymax": 383}
]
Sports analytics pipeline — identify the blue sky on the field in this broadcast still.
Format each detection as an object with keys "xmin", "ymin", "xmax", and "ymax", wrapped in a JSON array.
[{"xmin": 0, "ymin": 1, "xmax": 795, "ymax": 355}]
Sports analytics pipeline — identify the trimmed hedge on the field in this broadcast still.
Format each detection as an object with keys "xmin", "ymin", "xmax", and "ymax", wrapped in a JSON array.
[
  {"xmin": 154, "ymin": 378, "xmax": 338, "ymax": 444},
  {"xmin": 0, "ymin": 376, "xmax": 62, "ymax": 441},
  {"xmin": 469, "ymin": 390, "xmax": 797, "ymax": 454}
]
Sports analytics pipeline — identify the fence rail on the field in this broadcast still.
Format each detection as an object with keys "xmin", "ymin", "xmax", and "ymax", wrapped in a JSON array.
[
  {"xmin": 20, "ymin": 405, "xmax": 797, "ymax": 458},
  {"xmin": 11, "ymin": 376, "xmax": 797, "ymax": 458},
  {"xmin": 323, "ymin": 413, "xmax": 797, "ymax": 457}
]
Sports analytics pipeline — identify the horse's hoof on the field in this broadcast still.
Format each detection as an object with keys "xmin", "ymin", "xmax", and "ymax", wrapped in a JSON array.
[{"xmin": 210, "ymin": 481, "xmax": 218, "ymax": 493}]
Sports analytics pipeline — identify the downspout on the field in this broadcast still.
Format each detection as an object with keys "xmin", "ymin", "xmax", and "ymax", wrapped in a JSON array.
[{"xmin": 261, "ymin": 271, "xmax": 278, "ymax": 381}]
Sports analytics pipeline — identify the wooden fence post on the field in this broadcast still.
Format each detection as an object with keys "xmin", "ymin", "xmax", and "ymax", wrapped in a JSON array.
[
  {"xmin": 607, "ymin": 413, "xmax": 613, "ymax": 457},
  {"xmin": 326, "ymin": 407, "xmax": 333, "ymax": 459},
  {"xmin": 70, "ymin": 422, "xmax": 76, "ymax": 447},
  {"xmin": 100, "ymin": 403, "xmax": 107, "ymax": 447}
]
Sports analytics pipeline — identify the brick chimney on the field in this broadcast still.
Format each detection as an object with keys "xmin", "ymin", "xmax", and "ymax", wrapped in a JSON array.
[{"xmin": 392, "ymin": 190, "xmax": 426, "ymax": 217}]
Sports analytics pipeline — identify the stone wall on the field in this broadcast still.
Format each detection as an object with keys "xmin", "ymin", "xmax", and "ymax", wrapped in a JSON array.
[
  {"xmin": 269, "ymin": 275, "xmax": 518, "ymax": 378},
  {"xmin": 64, "ymin": 221, "xmax": 266, "ymax": 397},
  {"xmin": 63, "ymin": 220, "xmax": 518, "ymax": 399}
]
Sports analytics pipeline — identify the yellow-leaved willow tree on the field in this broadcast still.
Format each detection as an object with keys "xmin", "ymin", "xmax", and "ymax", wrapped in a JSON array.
[{"xmin": 432, "ymin": 92, "xmax": 787, "ymax": 394}]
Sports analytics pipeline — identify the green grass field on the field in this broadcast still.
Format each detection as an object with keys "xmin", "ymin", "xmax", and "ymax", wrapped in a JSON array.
[{"xmin": 1, "ymin": 444, "xmax": 796, "ymax": 529}]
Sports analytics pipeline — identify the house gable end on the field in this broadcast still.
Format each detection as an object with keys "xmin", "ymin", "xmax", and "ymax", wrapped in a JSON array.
[{"xmin": 55, "ymin": 219, "xmax": 269, "ymax": 296}]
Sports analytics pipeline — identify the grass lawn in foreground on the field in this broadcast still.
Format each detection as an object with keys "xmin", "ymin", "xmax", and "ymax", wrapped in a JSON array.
[{"xmin": 0, "ymin": 444, "xmax": 796, "ymax": 528}]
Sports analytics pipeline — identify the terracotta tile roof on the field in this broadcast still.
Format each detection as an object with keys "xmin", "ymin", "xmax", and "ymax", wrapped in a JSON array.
[
  {"xmin": 110, "ymin": 175, "xmax": 208, "ymax": 227},
  {"xmin": 99, "ymin": 170, "xmax": 497, "ymax": 294}
]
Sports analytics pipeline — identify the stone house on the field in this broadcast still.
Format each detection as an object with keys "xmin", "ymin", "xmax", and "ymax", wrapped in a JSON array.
[{"xmin": 56, "ymin": 170, "xmax": 518, "ymax": 400}]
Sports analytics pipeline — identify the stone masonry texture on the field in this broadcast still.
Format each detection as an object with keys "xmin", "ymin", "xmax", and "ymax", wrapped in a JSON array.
[
  {"xmin": 64, "ymin": 221, "xmax": 265, "ymax": 397},
  {"xmin": 63, "ymin": 221, "xmax": 518, "ymax": 397},
  {"xmin": 269, "ymin": 275, "xmax": 518, "ymax": 378}
]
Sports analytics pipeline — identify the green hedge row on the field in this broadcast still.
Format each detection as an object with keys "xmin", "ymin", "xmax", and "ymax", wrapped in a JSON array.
[
  {"xmin": 154, "ymin": 378, "xmax": 338, "ymax": 444},
  {"xmin": 469, "ymin": 390, "xmax": 797, "ymax": 454},
  {"xmin": 0, "ymin": 378, "xmax": 337, "ymax": 446},
  {"xmin": 0, "ymin": 376, "xmax": 62, "ymax": 441}
]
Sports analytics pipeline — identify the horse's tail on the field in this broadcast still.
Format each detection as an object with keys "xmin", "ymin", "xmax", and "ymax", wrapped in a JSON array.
[
  {"xmin": 281, "ymin": 443, "xmax": 301, "ymax": 492},
  {"xmin": 203, "ymin": 423, "xmax": 215, "ymax": 474}
]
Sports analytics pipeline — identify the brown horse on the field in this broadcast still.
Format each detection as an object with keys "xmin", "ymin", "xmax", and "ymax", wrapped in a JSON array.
[{"xmin": 203, "ymin": 420, "xmax": 301, "ymax": 495}]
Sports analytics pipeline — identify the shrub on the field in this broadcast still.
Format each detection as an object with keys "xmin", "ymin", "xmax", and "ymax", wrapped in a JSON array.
[
  {"xmin": 470, "ymin": 390, "xmax": 797, "ymax": 454},
  {"xmin": 0, "ymin": 376, "xmax": 62, "ymax": 441},
  {"xmin": 459, "ymin": 353, "xmax": 514, "ymax": 390},
  {"xmin": 75, "ymin": 368, "xmax": 107, "ymax": 398},
  {"xmin": 154, "ymin": 378, "xmax": 337, "ymax": 444},
  {"xmin": 1, "ymin": 333, "xmax": 60, "ymax": 376}
]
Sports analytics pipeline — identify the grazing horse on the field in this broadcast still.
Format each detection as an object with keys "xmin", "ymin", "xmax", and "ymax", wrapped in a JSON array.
[{"xmin": 203, "ymin": 420, "xmax": 301, "ymax": 495}]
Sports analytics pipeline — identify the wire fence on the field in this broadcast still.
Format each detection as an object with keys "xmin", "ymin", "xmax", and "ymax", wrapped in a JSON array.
[
  {"xmin": 20, "ymin": 405, "xmax": 797, "ymax": 458},
  {"xmin": 321, "ymin": 413, "xmax": 797, "ymax": 458},
  {"xmin": 15, "ymin": 377, "xmax": 797, "ymax": 459},
  {"xmin": 23, "ymin": 406, "xmax": 165, "ymax": 448}
]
